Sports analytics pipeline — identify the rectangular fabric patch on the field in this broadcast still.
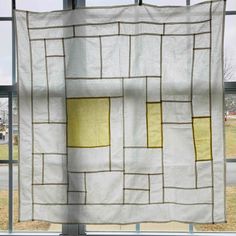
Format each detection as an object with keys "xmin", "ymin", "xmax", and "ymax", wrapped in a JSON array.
[{"xmin": 15, "ymin": 0, "xmax": 226, "ymax": 224}]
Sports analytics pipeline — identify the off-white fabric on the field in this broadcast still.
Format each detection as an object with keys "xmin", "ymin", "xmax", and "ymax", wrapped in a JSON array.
[{"xmin": 15, "ymin": 0, "xmax": 226, "ymax": 224}]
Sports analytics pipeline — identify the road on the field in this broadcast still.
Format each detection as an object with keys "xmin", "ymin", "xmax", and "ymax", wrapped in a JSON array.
[
  {"xmin": 0, "ymin": 165, "xmax": 18, "ymax": 189},
  {"xmin": 0, "ymin": 163, "xmax": 236, "ymax": 190}
]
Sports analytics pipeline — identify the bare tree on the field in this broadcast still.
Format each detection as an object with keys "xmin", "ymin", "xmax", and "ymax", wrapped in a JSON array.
[
  {"xmin": 224, "ymin": 56, "xmax": 235, "ymax": 81},
  {"xmin": 224, "ymin": 55, "xmax": 236, "ymax": 114}
]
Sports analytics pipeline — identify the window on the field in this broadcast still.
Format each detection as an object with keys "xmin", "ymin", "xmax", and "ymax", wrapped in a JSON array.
[{"xmin": 0, "ymin": 0, "xmax": 235, "ymax": 235}]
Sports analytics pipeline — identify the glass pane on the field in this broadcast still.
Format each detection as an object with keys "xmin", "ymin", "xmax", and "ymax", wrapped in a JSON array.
[
  {"xmin": 12, "ymin": 97, "xmax": 61, "ymax": 232},
  {"xmin": 225, "ymin": 16, "xmax": 236, "ymax": 81},
  {"xmin": 140, "ymin": 223, "xmax": 189, "ymax": 232},
  {"xmin": 0, "ymin": 98, "xmax": 8, "ymax": 160},
  {"xmin": 225, "ymin": 94, "xmax": 236, "ymax": 159},
  {"xmin": 191, "ymin": 0, "xmax": 210, "ymax": 4},
  {"xmin": 144, "ymin": 0, "xmax": 186, "ymax": 6},
  {"xmin": 87, "ymin": 221, "xmax": 189, "ymax": 232},
  {"xmin": 13, "ymin": 165, "xmax": 50, "ymax": 231},
  {"xmin": 86, "ymin": 224, "xmax": 136, "ymax": 231},
  {"xmin": 194, "ymin": 92, "xmax": 236, "ymax": 232},
  {"xmin": 16, "ymin": 0, "xmax": 63, "ymax": 11},
  {"xmin": 191, "ymin": 0, "xmax": 236, "ymax": 10},
  {"xmin": 13, "ymin": 165, "xmax": 61, "ymax": 231},
  {"xmin": 227, "ymin": 162, "xmax": 236, "ymax": 187},
  {"xmin": 226, "ymin": 0, "xmax": 236, "ymax": 10},
  {"xmin": 13, "ymin": 96, "xmax": 18, "ymax": 161},
  {"xmin": 0, "ymin": 0, "xmax": 11, "ymax": 16},
  {"xmin": 0, "ymin": 164, "xmax": 8, "ymax": 231},
  {"xmin": 86, "ymin": 0, "xmax": 134, "ymax": 6},
  {"xmin": 0, "ymin": 21, "xmax": 12, "ymax": 85},
  {"xmin": 13, "ymin": 165, "xmax": 62, "ymax": 232},
  {"xmin": 194, "ymin": 187, "xmax": 236, "ymax": 231}
]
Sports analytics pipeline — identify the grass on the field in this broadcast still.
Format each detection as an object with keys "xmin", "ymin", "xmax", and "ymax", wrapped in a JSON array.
[
  {"xmin": 0, "ymin": 144, "xmax": 18, "ymax": 160},
  {"xmin": 0, "ymin": 190, "xmax": 50, "ymax": 231},
  {"xmin": 0, "ymin": 191, "xmax": 8, "ymax": 230},
  {"xmin": 225, "ymin": 118, "xmax": 236, "ymax": 158},
  {"xmin": 0, "ymin": 118, "xmax": 234, "ymax": 161},
  {"xmin": 195, "ymin": 187, "xmax": 236, "ymax": 231},
  {"xmin": 0, "ymin": 188, "xmax": 236, "ymax": 231},
  {"xmin": 0, "ymin": 120, "xmax": 235, "ymax": 231}
]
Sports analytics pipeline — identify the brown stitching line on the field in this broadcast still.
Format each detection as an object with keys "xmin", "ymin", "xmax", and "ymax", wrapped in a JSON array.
[
  {"xmin": 73, "ymin": 25, "xmax": 75, "ymax": 37},
  {"xmin": 68, "ymin": 170, "xmax": 123, "ymax": 174},
  {"xmin": 108, "ymin": 98, "xmax": 111, "ymax": 171},
  {"xmin": 32, "ymin": 153, "xmax": 67, "ymax": 155},
  {"xmin": 46, "ymin": 55, "xmax": 65, "ymax": 57},
  {"xmin": 194, "ymin": 47, "xmax": 211, "ymax": 50},
  {"xmin": 68, "ymin": 190, "xmax": 87, "ymax": 193},
  {"xmin": 67, "ymin": 96, "xmax": 117, "ymax": 100},
  {"xmin": 66, "ymin": 75, "xmax": 161, "ymax": 79},
  {"xmin": 21, "ymin": 218, "xmax": 224, "ymax": 225},
  {"xmin": 191, "ymin": 34, "xmax": 198, "ymax": 189},
  {"xmin": 160, "ymin": 34, "xmax": 164, "ymax": 203},
  {"xmin": 62, "ymin": 38, "xmax": 69, "ymax": 204},
  {"xmin": 192, "ymin": 116, "xmax": 211, "ymax": 119},
  {"xmin": 196, "ymin": 159, "xmax": 213, "ymax": 162},
  {"xmin": 125, "ymin": 173, "xmax": 163, "ymax": 176},
  {"xmin": 162, "ymin": 122, "xmax": 192, "ymax": 124},
  {"xmin": 28, "ymin": 19, "xmax": 211, "ymax": 30},
  {"xmin": 124, "ymin": 146, "xmax": 162, "ymax": 149},
  {"xmin": 148, "ymin": 174, "xmax": 151, "ymax": 204},
  {"xmin": 32, "ymin": 183, "xmax": 68, "ymax": 185},
  {"xmin": 32, "ymin": 122, "xmax": 67, "ymax": 124},
  {"xmin": 124, "ymin": 188, "xmax": 149, "ymax": 191},
  {"xmin": 163, "ymin": 23, "xmax": 165, "ymax": 35},
  {"xmin": 147, "ymin": 101, "xmax": 161, "ymax": 104},
  {"xmin": 145, "ymin": 77, "xmax": 148, "ymax": 147},
  {"xmin": 147, "ymin": 146, "xmax": 163, "ymax": 148},
  {"xmin": 128, "ymin": 35, "xmax": 131, "ymax": 78},
  {"xmin": 67, "ymin": 145, "xmax": 110, "ymax": 148},
  {"xmin": 209, "ymin": 1, "xmax": 214, "ymax": 223},
  {"xmin": 146, "ymin": 102, "xmax": 149, "ymax": 147},
  {"xmin": 118, "ymin": 21, "xmax": 120, "ymax": 35},
  {"xmin": 84, "ymin": 172, "xmax": 87, "ymax": 204},
  {"xmin": 162, "ymin": 100, "xmax": 191, "ymax": 103},
  {"xmin": 124, "ymin": 146, "xmax": 162, "ymax": 148},
  {"xmin": 33, "ymin": 202, "xmax": 213, "ymax": 206},
  {"xmin": 68, "ymin": 169, "xmax": 123, "ymax": 174},
  {"xmin": 42, "ymin": 153, "xmax": 44, "ymax": 184},
  {"xmin": 99, "ymin": 36, "xmax": 103, "ymax": 78},
  {"xmin": 29, "ymin": 31, "xmax": 211, "ymax": 41},
  {"xmin": 122, "ymin": 78, "xmax": 125, "ymax": 204},
  {"xmin": 165, "ymin": 186, "xmax": 213, "ymax": 190},
  {"xmin": 67, "ymin": 96, "xmax": 123, "ymax": 99},
  {"xmin": 32, "ymin": 154, "xmax": 35, "ymax": 184},
  {"xmin": 26, "ymin": 11, "xmax": 34, "ymax": 220}
]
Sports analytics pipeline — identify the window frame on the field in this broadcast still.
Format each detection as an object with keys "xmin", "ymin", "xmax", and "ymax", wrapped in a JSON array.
[{"xmin": 0, "ymin": 0, "xmax": 235, "ymax": 235}]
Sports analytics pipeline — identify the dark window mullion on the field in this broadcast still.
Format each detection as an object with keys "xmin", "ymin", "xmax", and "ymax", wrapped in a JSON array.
[
  {"xmin": 8, "ymin": 92, "xmax": 13, "ymax": 233},
  {"xmin": 8, "ymin": 0, "xmax": 16, "ymax": 232}
]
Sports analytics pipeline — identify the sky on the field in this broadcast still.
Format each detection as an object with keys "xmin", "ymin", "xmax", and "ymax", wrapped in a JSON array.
[{"xmin": 0, "ymin": 0, "xmax": 235, "ymax": 85}]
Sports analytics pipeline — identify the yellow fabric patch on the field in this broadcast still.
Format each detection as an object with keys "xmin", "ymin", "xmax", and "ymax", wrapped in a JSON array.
[
  {"xmin": 146, "ymin": 103, "xmax": 162, "ymax": 148},
  {"xmin": 67, "ymin": 98, "xmax": 110, "ymax": 147},
  {"xmin": 193, "ymin": 117, "xmax": 212, "ymax": 161}
]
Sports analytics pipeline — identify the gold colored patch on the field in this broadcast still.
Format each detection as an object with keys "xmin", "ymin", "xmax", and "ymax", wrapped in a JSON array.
[
  {"xmin": 146, "ymin": 103, "xmax": 162, "ymax": 148},
  {"xmin": 67, "ymin": 98, "xmax": 110, "ymax": 147},
  {"xmin": 193, "ymin": 117, "xmax": 212, "ymax": 161}
]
